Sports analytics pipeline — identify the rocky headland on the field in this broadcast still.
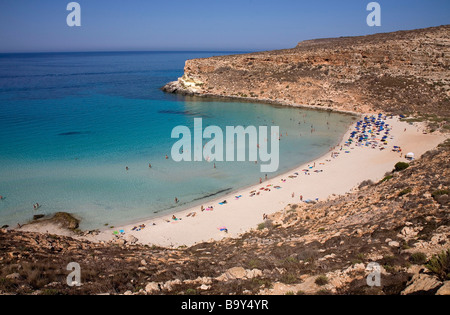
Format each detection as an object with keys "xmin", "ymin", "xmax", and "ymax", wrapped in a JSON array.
[{"xmin": 163, "ymin": 25, "xmax": 450, "ymax": 131}]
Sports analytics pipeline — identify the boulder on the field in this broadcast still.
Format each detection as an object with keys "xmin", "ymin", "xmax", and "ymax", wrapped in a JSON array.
[
  {"xmin": 246, "ymin": 269, "xmax": 263, "ymax": 279},
  {"xmin": 162, "ymin": 279, "xmax": 182, "ymax": 291},
  {"xmin": 199, "ymin": 284, "xmax": 211, "ymax": 291},
  {"xmin": 436, "ymin": 194, "xmax": 449, "ymax": 206},
  {"xmin": 401, "ymin": 273, "xmax": 442, "ymax": 295},
  {"xmin": 5, "ymin": 273, "xmax": 20, "ymax": 280},
  {"xmin": 225, "ymin": 267, "xmax": 247, "ymax": 280},
  {"xmin": 400, "ymin": 226, "xmax": 420, "ymax": 239},
  {"xmin": 145, "ymin": 282, "xmax": 160, "ymax": 294},
  {"xmin": 125, "ymin": 235, "xmax": 138, "ymax": 245},
  {"xmin": 388, "ymin": 241, "xmax": 400, "ymax": 248},
  {"xmin": 115, "ymin": 239, "xmax": 126, "ymax": 246},
  {"xmin": 436, "ymin": 282, "xmax": 450, "ymax": 295}
]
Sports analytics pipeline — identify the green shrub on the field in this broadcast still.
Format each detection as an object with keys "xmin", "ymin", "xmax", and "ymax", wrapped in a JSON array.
[
  {"xmin": 409, "ymin": 252, "xmax": 427, "ymax": 265},
  {"xmin": 257, "ymin": 220, "xmax": 273, "ymax": 230},
  {"xmin": 41, "ymin": 289, "xmax": 60, "ymax": 295},
  {"xmin": 359, "ymin": 179, "xmax": 374, "ymax": 189},
  {"xmin": 284, "ymin": 256, "xmax": 299, "ymax": 265},
  {"xmin": 314, "ymin": 275, "xmax": 329, "ymax": 286},
  {"xmin": 394, "ymin": 162, "xmax": 410, "ymax": 172},
  {"xmin": 247, "ymin": 259, "xmax": 261, "ymax": 269},
  {"xmin": 280, "ymin": 273, "xmax": 298, "ymax": 284},
  {"xmin": 398, "ymin": 187, "xmax": 412, "ymax": 197},
  {"xmin": 431, "ymin": 189, "xmax": 449, "ymax": 201},
  {"xmin": 425, "ymin": 249, "xmax": 450, "ymax": 281},
  {"xmin": 380, "ymin": 174, "xmax": 393, "ymax": 183},
  {"xmin": 316, "ymin": 289, "xmax": 332, "ymax": 295},
  {"xmin": 185, "ymin": 288, "xmax": 198, "ymax": 295}
]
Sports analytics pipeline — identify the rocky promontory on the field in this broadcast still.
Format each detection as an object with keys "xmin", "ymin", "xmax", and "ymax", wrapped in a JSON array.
[{"xmin": 163, "ymin": 25, "xmax": 450, "ymax": 122}]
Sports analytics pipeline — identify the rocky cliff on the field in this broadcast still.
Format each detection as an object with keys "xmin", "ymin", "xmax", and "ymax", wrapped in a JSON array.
[{"xmin": 163, "ymin": 25, "xmax": 450, "ymax": 121}]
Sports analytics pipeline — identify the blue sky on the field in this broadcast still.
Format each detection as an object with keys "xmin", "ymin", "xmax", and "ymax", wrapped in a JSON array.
[{"xmin": 0, "ymin": 0, "xmax": 449, "ymax": 52}]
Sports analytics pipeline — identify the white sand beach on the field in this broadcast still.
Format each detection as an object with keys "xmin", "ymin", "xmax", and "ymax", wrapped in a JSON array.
[{"xmin": 89, "ymin": 115, "xmax": 447, "ymax": 248}]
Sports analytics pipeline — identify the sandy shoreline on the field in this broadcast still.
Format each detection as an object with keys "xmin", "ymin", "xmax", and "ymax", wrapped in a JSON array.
[
  {"xmin": 71, "ymin": 114, "xmax": 444, "ymax": 248},
  {"xmin": 19, "ymin": 114, "xmax": 447, "ymax": 247}
]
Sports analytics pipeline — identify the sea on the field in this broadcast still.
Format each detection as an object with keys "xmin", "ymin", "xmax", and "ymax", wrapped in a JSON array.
[{"xmin": 0, "ymin": 51, "xmax": 355, "ymax": 230}]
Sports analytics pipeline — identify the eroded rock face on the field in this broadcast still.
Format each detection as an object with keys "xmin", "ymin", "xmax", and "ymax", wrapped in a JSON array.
[
  {"xmin": 163, "ymin": 25, "xmax": 450, "ymax": 117},
  {"xmin": 436, "ymin": 282, "xmax": 450, "ymax": 295},
  {"xmin": 402, "ymin": 273, "xmax": 442, "ymax": 295}
]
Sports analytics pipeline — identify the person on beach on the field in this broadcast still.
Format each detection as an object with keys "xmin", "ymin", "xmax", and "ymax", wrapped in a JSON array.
[
  {"xmin": 175, "ymin": 197, "xmax": 179, "ymax": 204},
  {"xmin": 126, "ymin": 166, "xmax": 129, "ymax": 171},
  {"xmin": 292, "ymin": 192, "xmax": 295, "ymax": 198},
  {"xmin": 149, "ymin": 163, "xmax": 152, "ymax": 168},
  {"xmin": 300, "ymin": 195, "xmax": 303, "ymax": 201},
  {"xmin": 260, "ymin": 177, "xmax": 262, "ymax": 184}
]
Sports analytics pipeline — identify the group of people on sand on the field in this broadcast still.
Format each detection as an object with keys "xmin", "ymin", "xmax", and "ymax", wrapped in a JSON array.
[
  {"xmin": 200, "ymin": 205, "xmax": 214, "ymax": 212},
  {"xmin": 348, "ymin": 114, "xmax": 393, "ymax": 150},
  {"xmin": 132, "ymin": 224, "xmax": 146, "ymax": 231}
]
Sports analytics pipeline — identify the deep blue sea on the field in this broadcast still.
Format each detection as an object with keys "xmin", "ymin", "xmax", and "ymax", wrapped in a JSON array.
[{"xmin": 0, "ymin": 51, "xmax": 355, "ymax": 229}]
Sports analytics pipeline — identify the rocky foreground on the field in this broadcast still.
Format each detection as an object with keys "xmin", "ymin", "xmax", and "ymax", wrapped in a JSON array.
[
  {"xmin": 163, "ymin": 25, "xmax": 450, "ymax": 129},
  {"xmin": 1, "ymin": 140, "xmax": 448, "ymax": 295}
]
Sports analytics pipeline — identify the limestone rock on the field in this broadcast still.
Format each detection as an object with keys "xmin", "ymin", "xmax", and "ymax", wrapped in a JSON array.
[
  {"xmin": 401, "ymin": 274, "xmax": 442, "ymax": 295},
  {"xmin": 125, "ymin": 235, "xmax": 138, "ymax": 245},
  {"xmin": 224, "ymin": 267, "xmax": 247, "ymax": 280},
  {"xmin": 5, "ymin": 273, "xmax": 20, "ymax": 280},
  {"xmin": 145, "ymin": 282, "xmax": 160, "ymax": 294},
  {"xmin": 388, "ymin": 241, "xmax": 400, "ymax": 248},
  {"xmin": 436, "ymin": 282, "xmax": 450, "ymax": 295}
]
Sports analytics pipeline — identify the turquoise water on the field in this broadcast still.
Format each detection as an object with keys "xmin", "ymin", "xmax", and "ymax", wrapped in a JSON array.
[{"xmin": 0, "ymin": 52, "xmax": 355, "ymax": 229}]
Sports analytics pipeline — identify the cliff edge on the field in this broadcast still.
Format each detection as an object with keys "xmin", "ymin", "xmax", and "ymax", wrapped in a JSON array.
[{"xmin": 163, "ymin": 25, "xmax": 450, "ymax": 120}]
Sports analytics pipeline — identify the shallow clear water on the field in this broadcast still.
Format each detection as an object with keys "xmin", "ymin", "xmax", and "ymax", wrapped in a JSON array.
[{"xmin": 0, "ymin": 51, "xmax": 355, "ymax": 229}]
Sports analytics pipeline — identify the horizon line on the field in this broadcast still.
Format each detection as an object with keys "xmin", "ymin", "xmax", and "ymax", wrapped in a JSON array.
[{"xmin": 0, "ymin": 49, "xmax": 262, "ymax": 55}]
